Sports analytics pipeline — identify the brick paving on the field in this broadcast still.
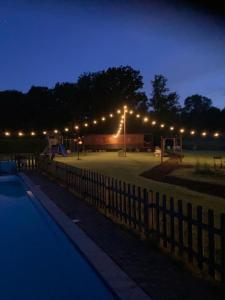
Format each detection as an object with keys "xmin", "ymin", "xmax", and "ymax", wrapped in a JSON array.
[{"xmin": 26, "ymin": 171, "xmax": 225, "ymax": 300}]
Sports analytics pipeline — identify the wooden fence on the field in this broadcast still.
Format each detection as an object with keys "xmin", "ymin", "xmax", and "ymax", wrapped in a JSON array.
[
  {"xmin": 37, "ymin": 158, "xmax": 225, "ymax": 283},
  {"xmin": 0, "ymin": 153, "xmax": 37, "ymax": 171}
]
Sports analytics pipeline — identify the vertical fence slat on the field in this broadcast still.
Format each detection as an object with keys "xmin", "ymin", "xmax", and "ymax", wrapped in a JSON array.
[
  {"xmin": 197, "ymin": 206, "xmax": 203, "ymax": 270},
  {"xmin": 155, "ymin": 192, "xmax": 160, "ymax": 242},
  {"xmin": 143, "ymin": 189, "xmax": 149, "ymax": 238},
  {"xmin": 220, "ymin": 214, "xmax": 225, "ymax": 283},
  {"xmin": 208, "ymin": 209, "xmax": 215, "ymax": 278},
  {"xmin": 170, "ymin": 198, "xmax": 175, "ymax": 252},
  {"xmin": 178, "ymin": 200, "xmax": 184, "ymax": 256},
  {"xmin": 132, "ymin": 185, "xmax": 137, "ymax": 229},
  {"xmin": 187, "ymin": 203, "xmax": 193, "ymax": 262},
  {"xmin": 162, "ymin": 195, "xmax": 167, "ymax": 248},
  {"xmin": 127, "ymin": 184, "xmax": 132, "ymax": 227}
]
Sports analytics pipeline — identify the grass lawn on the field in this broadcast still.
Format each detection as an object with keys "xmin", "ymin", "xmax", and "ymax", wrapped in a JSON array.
[
  {"xmin": 55, "ymin": 151, "xmax": 225, "ymax": 222},
  {"xmin": 171, "ymin": 150, "xmax": 225, "ymax": 186}
]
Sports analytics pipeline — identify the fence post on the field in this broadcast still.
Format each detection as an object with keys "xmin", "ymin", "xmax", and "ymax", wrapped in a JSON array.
[
  {"xmin": 187, "ymin": 203, "xmax": 193, "ymax": 262},
  {"xmin": 197, "ymin": 206, "xmax": 203, "ymax": 270},
  {"xmin": 127, "ymin": 184, "xmax": 132, "ymax": 228},
  {"xmin": 143, "ymin": 188, "xmax": 149, "ymax": 239},
  {"xmin": 178, "ymin": 200, "xmax": 184, "ymax": 256},
  {"xmin": 155, "ymin": 192, "xmax": 160, "ymax": 243},
  {"xmin": 170, "ymin": 197, "xmax": 175, "ymax": 253},
  {"xmin": 220, "ymin": 214, "xmax": 225, "ymax": 283},
  {"xmin": 123, "ymin": 182, "xmax": 127, "ymax": 224},
  {"xmin": 162, "ymin": 195, "xmax": 167, "ymax": 248},
  {"xmin": 138, "ymin": 187, "xmax": 142, "ymax": 232},
  {"xmin": 208, "ymin": 209, "xmax": 215, "ymax": 278},
  {"xmin": 132, "ymin": 185, "xmax": 137, "ymax": 230}
]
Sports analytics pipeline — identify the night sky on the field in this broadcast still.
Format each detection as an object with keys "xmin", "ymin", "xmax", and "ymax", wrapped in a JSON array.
[{"xmin": 1, "ymin": 0, "xmax": 225, "ymax": 108}]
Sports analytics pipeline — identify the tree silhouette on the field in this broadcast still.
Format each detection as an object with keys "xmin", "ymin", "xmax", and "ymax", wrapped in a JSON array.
[{"xmin": 149, "ymin": 74, "xmax": 181, "ymax": 122}]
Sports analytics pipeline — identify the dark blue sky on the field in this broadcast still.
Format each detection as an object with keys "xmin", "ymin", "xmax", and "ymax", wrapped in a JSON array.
[{"xmin": 1, "ymin": 0, "xmax": 225, "ymax": 108}]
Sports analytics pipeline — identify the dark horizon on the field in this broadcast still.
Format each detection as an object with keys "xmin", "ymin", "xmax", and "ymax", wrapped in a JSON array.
[{"xmin": 1, "ymin": 0, "xmax": 225, "ymax": 108}]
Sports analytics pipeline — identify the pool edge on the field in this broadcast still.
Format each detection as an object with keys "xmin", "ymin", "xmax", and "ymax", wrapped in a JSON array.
[{"xmin": 19, "ymin": 173, "xmax": 151, "ymax": 300}]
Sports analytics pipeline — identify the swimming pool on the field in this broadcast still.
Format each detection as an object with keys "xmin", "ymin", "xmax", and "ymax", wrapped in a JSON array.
[{"xmin": 0, "ymin": 175, "xmax": 115, "ymax": 300}]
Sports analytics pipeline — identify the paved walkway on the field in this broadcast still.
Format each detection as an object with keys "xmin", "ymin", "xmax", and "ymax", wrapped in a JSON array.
[{"xmin": 26, "ymin": 171, "xmax": 225, "ymax": 300}]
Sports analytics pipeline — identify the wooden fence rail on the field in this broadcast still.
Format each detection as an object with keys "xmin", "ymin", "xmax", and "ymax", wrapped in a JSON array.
[
  {"xmin": 0, "ymin": 153, "xmax": 37, "ymax": 171},
  {"xmin": 36, "ymin": 157, "xmax": 225, "ymax": 283}
]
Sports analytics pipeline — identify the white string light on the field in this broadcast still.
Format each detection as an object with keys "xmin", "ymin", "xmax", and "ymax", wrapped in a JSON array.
[{"xmin": 0, "ymin": 106, "xmax": 223, "ymax": 139}]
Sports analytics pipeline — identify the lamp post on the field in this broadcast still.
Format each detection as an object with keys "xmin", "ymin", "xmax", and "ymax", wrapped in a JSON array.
[{"xmin": 76, "ymin": 138, "xmax": 83, "ymax": 160}]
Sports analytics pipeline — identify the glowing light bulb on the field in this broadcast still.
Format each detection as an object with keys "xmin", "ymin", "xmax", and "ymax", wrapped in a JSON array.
[
  {"xmin": 170, "ymin": 127, "xmax": 174, "ymax": 131},
  {"xmin": 84, "ymin": 123, "xmax": 88, "ymax": 127},
  {"xmin": 202, "ymin": 131, "xmax": 207, "ymax": 137},
  {"xmin": 75, "ymin": 125, "xmax": 79, "ymax": 130},
  {"xmin": 43, "ymin": 131, "xmax": 47, "ymax": 135},
  {"xmin": 143, "ymin": 117, "xmax": 148, "ymax": 122},
  {"xmin": 190, "ymin": 130, "xmax": 195, "ymax": 135},
  {"xmin": 129, "ymin": 110, "xmax": 133, "ymax": 115},
  {"xmin": 117, "ymin": 109, "xmax": 121, "ymax": 114},
  {"xmin": 152, "ymin": 121, "xmax": 156, "ymax": 125},
  {"xmin": 64, "ymin": 128, "xmax": 69, "ymax": 132},
  {"xmin": 101, "ymin": 117, "xmax": 106, "ymax": 121},
  {"xmin": 93, "ymin": 120, "xmax": 97, "ymax": 124},
  {"xmin": 160, "ymin": 124, "xmax": 165, "ymax": 128},
  {"xmin": 109, "ymin": 114, "xmax": 113, "ymax": 118},
  {"xmin": 5, "ymin": 131, "xmax": 10, "ymax": 136},
  {"xmin": 180, "ymin": 128, "xmax": 185, "ymax": 133},
  {"xmin": 54, "ymin": 129, "xmax": 58, "ymax": 134},
  {"xmin": 18, "ymin": 132, "xmax": 23, "ymax": 137},
  {"xmin": 31, "ymin": 132, "xmax": 36, "ymax": 136},
  {"xmin": 214, "ymin": 132, "xmax": 219, "ymax": 137},
  {"xmin": 136, "ymin": 114, "xmax": 140, "ymax": 118}
]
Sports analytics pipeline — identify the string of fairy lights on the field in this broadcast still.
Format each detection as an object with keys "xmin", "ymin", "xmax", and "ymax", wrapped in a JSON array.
[
  {"xmin": 0, "ymin": 105, "xmax": 223, "ymax": 138},
  {"xmin": 113, "ymin": 105, "xmax": 222, "ymax": 139}
]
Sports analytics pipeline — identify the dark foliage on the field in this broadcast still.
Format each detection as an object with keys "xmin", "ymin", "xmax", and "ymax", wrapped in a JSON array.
[
  {"xmin": 0, "ymin": 66, "xmax": 147, "ymax": 130},
  {"xmin": 0, "ymin": 68, "xmax": 224, "ymax": 132}
]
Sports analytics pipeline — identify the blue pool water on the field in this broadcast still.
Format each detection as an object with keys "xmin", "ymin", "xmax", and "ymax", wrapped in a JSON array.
[{"xmin": 0, "ymin": 176, "xmax": 114, "ymax": 300}]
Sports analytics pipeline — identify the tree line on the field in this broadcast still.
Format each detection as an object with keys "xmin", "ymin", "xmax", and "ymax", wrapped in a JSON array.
[{"xmin": 0, "ymin": 65, "xmax": 224, "ymax": 131}]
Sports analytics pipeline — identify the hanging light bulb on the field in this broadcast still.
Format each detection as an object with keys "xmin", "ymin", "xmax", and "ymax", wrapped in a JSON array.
[
  {"xmin": 143, "ymin": 117, "xmax": 148, "ymax": 122},
  {"xmin": 202, "ymin": 131, "xmax": 207, "ymax": 137},
  {"xmin": 214, "ymin": 132, "xmax": 220, "ymax": 137},
  {"xmin": 5, "ymin": 131, "xmax": 10, "ymax": 136}
]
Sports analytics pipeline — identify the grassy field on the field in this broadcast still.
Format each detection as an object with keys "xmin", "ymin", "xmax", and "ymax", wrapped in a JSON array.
[
  {"xmin": 171, "ymin": 150, "xmax": 225, "ymax": 186},
  {"xmin": 55, "ymin": 151, "xmax": 225, "ymax": 220}
]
